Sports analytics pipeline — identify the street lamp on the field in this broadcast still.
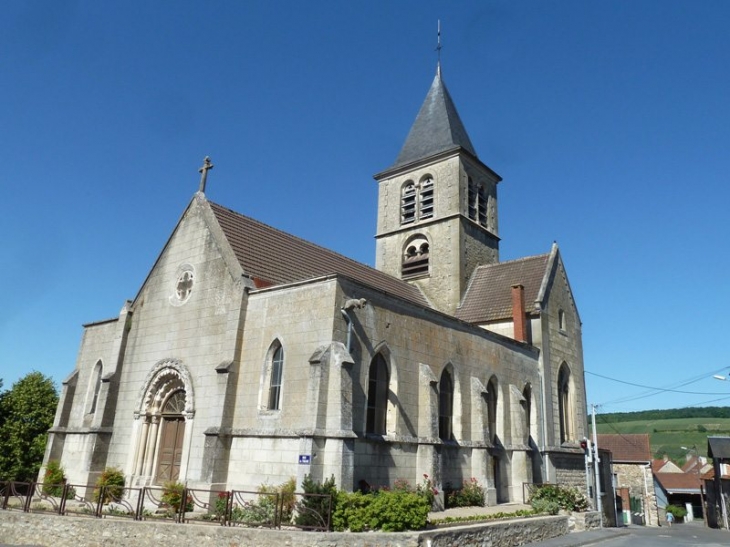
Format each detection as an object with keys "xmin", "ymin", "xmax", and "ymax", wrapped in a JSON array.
[{"xmin": 681, "ymin": 445, "xmax": 707, "ymax": 525}]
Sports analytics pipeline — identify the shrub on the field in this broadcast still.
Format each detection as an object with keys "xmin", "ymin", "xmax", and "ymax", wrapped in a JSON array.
[
  {"xmin": 332, "ymin": 491, "xmax": 373, "ymax": 532},
  {"xmin": 531, "ymin": 498, "xmax": 560, "ymax": 515},
  {"xmin": 369, "ymin": 490, "xmax": 430, "ymax": 531},
  {"xmin": 666, "ymin": 504, "xmax": 687, "ymax": 519},
  {"xmin": 529, "ymin": 484, "xmax": 588, "ymax": 512},
  {"xmin": 160, "ymin": 481, "xmax": 193, "ymax": 512},
  {"xmin": 446, "ymin": 477, "xmax": 485, "ymax": 508},
  {"xmin": 213, "ymin": 491, "xmax": 229, "ymax": 520},
  {"xmin": 93, "ymin": 467, "xmax": 125, "ymax": 503},
  {"xmin": 233, "ymin": 496, "xmax": 276, "ymax": 525},
  {"xmin": 415, "ymin": 474, "xmax": 438, "ymax": 508},
  {"xmin": 258, "ymin": 477, "xmax": 296, "ymax": 522},
  {"xmin": 295, "ymin": 474, "xmax": 337, "ymax": 528},
  {"xmin": 41, "ymin": 461, "xmax": 74, "ymax": 499},
  {"xmin": 333, "ymin": 489, "xmax": 430, "ymax": 532}
]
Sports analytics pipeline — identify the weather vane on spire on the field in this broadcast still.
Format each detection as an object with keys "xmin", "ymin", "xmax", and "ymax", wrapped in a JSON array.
[
  {"xmin": 436, "ymin": 19, "xmax": 442, "ymax": 75},
  {"xmin": 198, "ymin": 156, "xmax": 214, "ymax": 193}
]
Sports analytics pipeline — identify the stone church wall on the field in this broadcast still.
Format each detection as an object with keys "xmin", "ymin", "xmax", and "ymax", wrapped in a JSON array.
[
  {"xmin": 542, "ymin": 257, "xmax": 587, "ymax": 447},
  {"xmin": 57, "ymin": 199, "xmax": 248, "ymax": 488}
]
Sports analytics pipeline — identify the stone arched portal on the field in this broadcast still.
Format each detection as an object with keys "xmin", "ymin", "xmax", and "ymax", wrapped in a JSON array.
[{"xmin": 131, "ymin": 360, "xmax": 195, "ymax": 485}]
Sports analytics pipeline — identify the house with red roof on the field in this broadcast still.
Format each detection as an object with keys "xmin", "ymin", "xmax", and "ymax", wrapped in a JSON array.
[{"xmin": 597, "ymin": 434, "xmax": 658, "ymax": 526}]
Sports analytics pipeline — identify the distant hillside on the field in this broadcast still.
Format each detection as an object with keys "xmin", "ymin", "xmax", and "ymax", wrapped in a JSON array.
[
  {"xmin": 595, "ymin": 406, "xmax": 730, "ymax": 462},
  {"xmin": 597, "ymin": 406, "xmax": 730, "ymax": 423}
]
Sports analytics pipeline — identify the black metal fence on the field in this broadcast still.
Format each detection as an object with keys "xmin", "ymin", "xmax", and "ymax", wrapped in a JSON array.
[{"xmin": 0, "ymin": 480, "xmax": 331, "ymax": 531}]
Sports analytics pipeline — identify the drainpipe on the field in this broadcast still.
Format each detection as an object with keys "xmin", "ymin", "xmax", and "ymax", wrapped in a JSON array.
[{"xmin": 341, "ymin": 298, "xmax": 367, "ymax": 352}]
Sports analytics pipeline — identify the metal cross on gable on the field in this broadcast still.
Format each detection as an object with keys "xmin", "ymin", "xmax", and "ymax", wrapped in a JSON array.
[{"xmin": 198, "ymin": 156, "xmax": 214, "ymax": 193}]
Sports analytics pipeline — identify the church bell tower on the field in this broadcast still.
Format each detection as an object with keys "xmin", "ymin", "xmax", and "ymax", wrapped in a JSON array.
[{"xmin": 374, "ymin": 68, "xmax": 502, "ymax": 315}]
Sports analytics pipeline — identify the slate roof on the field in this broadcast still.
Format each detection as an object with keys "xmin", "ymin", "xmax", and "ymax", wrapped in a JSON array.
[
  {"xmin": 391, "ymin": 71, "xmax": 477, "ymax": 169},
  {"xmin": 708, "ymin": 436, "xmax": 730, "ymax": 460},
  {"xmin": 209, "ymin": 201, "xmax": 430, "ymax": 308},
  {"xmin": 455, "ymin": 254, "xmax": 550, "ymax": 323},
  {"xmin": 597, "ymin": 434, "xmax": 652, "ymax": 463},
  {"xmin": 654, "ymin": 472, "xmax": 701, "ymax": 494}
]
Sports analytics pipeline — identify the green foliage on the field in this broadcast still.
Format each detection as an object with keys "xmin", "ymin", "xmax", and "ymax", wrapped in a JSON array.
[
  {"xmin": 595, "ymin": 410, "xmax": 730, "ymax": 463},
  {"xmin": 333, "ymin": 489, "xmax": 430, "ymax": 532},
  {"xmin": 666, "ymin": 504, "xmax": 687, "ymax": 519},
  {"xmin": 446, "ymin": 477, "xmax": 485, "ymax": 508},
  {"xmin": 160, "ymin": 481, "xmax": 193, "ymax": 512},
  {"xmin": 0, "ymin": 372, "xmax": 58, "ymax": 482},
  {"xmin": 531, "ymin": 498, "xmax": 560, "ymax": 515},
  {"xmin": 295, "ymin": 474, "xmax": 337, "ymax": 528},
  {"xmin": 529, "ymin": 484, "xmax": 589, "ymax": 513},
  {"xmin": 93, "ymin": 467, "xmax": 125, "ymax": 503},
  {"xmin": 233, "ymin": 495, "xmax": 276, "ymax": 525},
  {"xmin": 213, "ymin": 491, "xmax": 229, "ymax": 519},
  {"xmin": 430, "ymin": 508, "xmax": 538, "ymax": 526},
  {"xmin": 599, "ymin": 406, "xmax": 730, "ymax": 423},
  {"xmin": 258, "ymin": 477, "xmax": 296, "ymax": 522},
  {"xmin": 42, "ymin": 460, "xmax": 67, "ymax": 497}
]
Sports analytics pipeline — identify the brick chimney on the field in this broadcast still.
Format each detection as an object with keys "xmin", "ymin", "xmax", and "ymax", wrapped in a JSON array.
[{"xmin": 511, "ymin": 284, "xmax": 528, "ymax": 343}]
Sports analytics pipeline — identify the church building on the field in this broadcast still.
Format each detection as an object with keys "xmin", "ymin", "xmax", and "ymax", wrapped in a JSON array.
[{"xmin": 44, "ymin": 66, "xmax": 588, "ymax": 507}]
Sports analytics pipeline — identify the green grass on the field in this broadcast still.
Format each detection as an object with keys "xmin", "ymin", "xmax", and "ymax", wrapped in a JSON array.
[{"xmin": 595, "ymin": 416, "xmax": 730, "ymax": 462}]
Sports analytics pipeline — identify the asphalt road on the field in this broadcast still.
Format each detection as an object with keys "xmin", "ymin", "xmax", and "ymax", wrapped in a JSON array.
[
  {"xmin": 527, "ymin": 521, "xmax": 729, "ymax": 547},
  {"xmin": 2, "ymin": 522, "xmax": 727, "ymax": 547}
]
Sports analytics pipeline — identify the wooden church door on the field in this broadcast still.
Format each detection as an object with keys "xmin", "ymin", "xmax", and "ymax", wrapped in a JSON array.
[{"xmin": 155, "ymin": 391, "xmax": 186, "ymax": 483}]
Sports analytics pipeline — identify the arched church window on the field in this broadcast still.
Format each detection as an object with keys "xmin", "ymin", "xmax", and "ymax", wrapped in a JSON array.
[
  {"xmin": 268, "ymin": 344, "xmax": 284, "ymax": 411},
  {"xmin": 366, "ymin": 354, "xmax": 389, "ymax": 435},
  {"xmin": 522, "ymin": 383, "xmax": 532, "ymax": 444},
  {"xmin": 468, "ymin": 177, "xmax": 487, "ymax": 227},
  {"xmin": 88, "ymin": 360, "xmax": 103, "ymax": 414},
  {"xmin": 439, "ymin": 368, "xmax": 454, "ymax": 440},
  {"xmin": 486, "ymin": 376, "xmax": 498, "ymax": 444},
  {"xmin": 401, "ymin": 182, "xmax": 416, "ymax": 224},
  {"xmin": 419, "ymin": 175, "xmax": 434, "ymax": 220},
  {"xmin": 400, "ymin": 176, "xmax": 435, "ymax": 225},
  {"xmin": 401, "ymin": 235, "xmax": 430, "ymax": 278},
  {"xmin": 558, "ymin": 363, "xmax": 573, "ymax": 443},
  {"xmin": 163, "ymin": 390, "xmax": 186, "ymax": 414}
]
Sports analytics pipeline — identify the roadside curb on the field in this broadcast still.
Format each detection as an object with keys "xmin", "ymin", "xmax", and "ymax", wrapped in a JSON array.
[{"xmin": 526, "ymin": 526, "xmax": 632, "ymax": 547}]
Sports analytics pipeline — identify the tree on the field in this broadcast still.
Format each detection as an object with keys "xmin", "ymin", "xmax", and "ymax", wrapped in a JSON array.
[{"xmin": 0, "ymin": 372, "xmax": 58, "ymax": 481}]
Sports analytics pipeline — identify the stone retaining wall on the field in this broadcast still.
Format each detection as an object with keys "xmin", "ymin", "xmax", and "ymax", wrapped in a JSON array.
[{"xmin": 0, "ymin": 510, "xmax": 568, "ymax": 547}]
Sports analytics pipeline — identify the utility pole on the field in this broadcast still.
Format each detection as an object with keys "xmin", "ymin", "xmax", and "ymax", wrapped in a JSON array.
[{"xmin": 591, "ymin": 403, "xmax": 603, "ymax": 527}]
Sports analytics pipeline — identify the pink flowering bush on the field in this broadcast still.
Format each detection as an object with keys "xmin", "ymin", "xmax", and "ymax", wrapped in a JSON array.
[{"xmin": 445, "ymin": 477, "xmax": 485, "ymax": 508}]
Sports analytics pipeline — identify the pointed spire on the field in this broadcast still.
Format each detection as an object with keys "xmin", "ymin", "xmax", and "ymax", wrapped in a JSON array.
[
  {"xmin": 391, "ymin": 71, "xmax": 477, "ymax": 169},
  {"xmin": 436, "ymin": 20, "xmax": 442, "ymax": 77}
]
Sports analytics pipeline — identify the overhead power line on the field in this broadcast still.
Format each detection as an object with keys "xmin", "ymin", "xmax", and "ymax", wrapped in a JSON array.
[{"xmin": 586, "ymin": 365, "xmax": 730, "ymax": 407}]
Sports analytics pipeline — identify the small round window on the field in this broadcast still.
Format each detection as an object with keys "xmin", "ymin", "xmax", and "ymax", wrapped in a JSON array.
[{"xmin": 174, "ymin": 269, "xmax": 194, "ymax": 303}]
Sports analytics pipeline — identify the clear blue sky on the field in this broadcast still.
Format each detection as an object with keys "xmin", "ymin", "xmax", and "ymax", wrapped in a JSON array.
[{"xmin": 2, "ymin": 1, "xmax": 730, "ymax": 413}]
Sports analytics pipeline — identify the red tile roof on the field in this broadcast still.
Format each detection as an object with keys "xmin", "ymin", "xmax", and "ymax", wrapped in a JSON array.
[
  {"xmin": 654, "ymin": 472, "xmax": 701, "ymax": 493},
  {"xmin": 455, "ymin": 254, "xmax": 550, "ymax": 323},
  {"xmin": 209, "ymin": 201, "xmax": 430, "ymax": 308},
  {"xmin": 597, "ymin": 434, "xmax": 652, "ymax": 463}
]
